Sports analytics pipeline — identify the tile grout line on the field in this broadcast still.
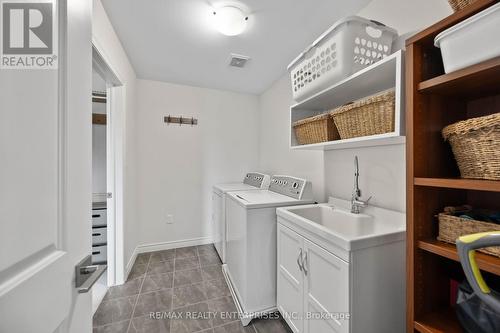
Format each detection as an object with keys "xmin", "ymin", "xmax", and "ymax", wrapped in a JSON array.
[
  {"xmin": 95, "ymin": 246, "xmax": 225, "ymax": 331},
  {"xmin": 126, "ymin": 253, "xmax": 151, "ymax": 333},
  {"xmin": 188, "ymin": 317, "xmax": 259, "ymax": 333},
  {"xmin": 169, "ymin": 248, "xmax": 178, "ymax": 333}
]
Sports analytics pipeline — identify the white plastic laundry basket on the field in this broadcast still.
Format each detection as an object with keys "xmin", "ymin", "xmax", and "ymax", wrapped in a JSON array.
[
  {"xmin": 435, "ymin": 2, "xmax": 500, "ymax": 74},
  {"xmin": 288, "ymin": 16, "xmax": 398, "ymax": 103}
]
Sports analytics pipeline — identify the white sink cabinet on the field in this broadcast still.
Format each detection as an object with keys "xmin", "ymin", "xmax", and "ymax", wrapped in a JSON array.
[{"xmin": 276, "ymin": 197, "xmax": 405, "ymax": 333}]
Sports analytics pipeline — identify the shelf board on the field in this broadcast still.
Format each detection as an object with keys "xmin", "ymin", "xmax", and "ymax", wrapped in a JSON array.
[
  {"xmin": 414, "ymin": 307, "xmax": 463, "ymax": 333},
  {"xmin": 418, "ymin": 57, "xmax": 500, "ymax": 96},
  {"xmin": 414, "ymin": 177, "xmax": 500, "ymax": 192},
  {"xmin": 290, "ymin": 50, "xmax": 401, "ymax": 111},
  {"xmin": 418, "ymin": 239, "xmax": 500, "ymax": 276},
  {"xmin": 291, "ymin": 133, "xmax": 405, "ymax": 151}
]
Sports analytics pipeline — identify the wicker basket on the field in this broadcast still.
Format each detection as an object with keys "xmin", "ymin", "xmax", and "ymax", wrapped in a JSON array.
[
  {"xmin": 447, "ymin": 0, "xmax": 476, "ymax": 12},
  {"xmin": 293, "ymin": 113, "xmax": 340, "ymax": 145},
  {"xmin": 442, "ymin": 113, "xmax": 500, "ymax": 180},
  {"xmin": 329, "ymin": 89, "xmax": 395, "ymax": 140},
  {"xmin": 438, "ymin": 212, "xmax": 500, "ymax": 257}
]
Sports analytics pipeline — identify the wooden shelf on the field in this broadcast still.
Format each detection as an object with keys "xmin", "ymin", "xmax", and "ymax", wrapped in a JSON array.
[
  {"xmin": 418, "ymin": 57, "xmax": 500, "ymax": 97},
  {"xmin": 414, "ymin": 307, "xmax": 463, "ymax": 333},
  {"xmin": 414, "ymin": 177, "xmax": 500, "ymax": 192},
  {"xmin": 92, "ymin": 113, "xmax": 107, "ymax": 125},
  {"xmin": 418, "ymin": 239, "xmax": 500, "ymax": 276}
]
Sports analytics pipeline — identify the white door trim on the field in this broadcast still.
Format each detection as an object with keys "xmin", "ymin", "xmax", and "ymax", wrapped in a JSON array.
[{"xmin": 91, "ymin": 42, "xmax": 125, "ymax": 286}]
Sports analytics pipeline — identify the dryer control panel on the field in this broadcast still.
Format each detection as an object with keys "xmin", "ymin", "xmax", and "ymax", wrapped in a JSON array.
[
  {"xmin": 243, "ymin": 172, "xmax": 271, "ymax": 189},
  {"xmin": 269, "ymin": 176, "xmax": 312, "ymax": 200}
]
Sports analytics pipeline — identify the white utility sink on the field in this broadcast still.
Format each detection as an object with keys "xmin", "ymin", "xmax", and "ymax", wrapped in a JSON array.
[
  {"xmin": 276, "ymin": 197, "xmax": 406, "ymax": 332},
  {"xmin": 277, "ymin": 197, "xmax": 405, "ymax": 251}
]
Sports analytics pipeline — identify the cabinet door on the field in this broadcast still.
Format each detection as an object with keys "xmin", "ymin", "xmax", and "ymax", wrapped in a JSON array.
[
  {"xmin": 277, "ymin": 224, "xmax": 305, "ymax": 333},
  {"xmin": 303, "ymin": 239, "xmax": 350, "ymax": 333}
]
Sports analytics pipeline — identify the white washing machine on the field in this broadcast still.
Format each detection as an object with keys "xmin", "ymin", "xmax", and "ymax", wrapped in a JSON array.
[
  {"xmin": 223, "ymin": 175, "xmax": 314, "ymax": 326},
  {"xmin": 213, "ymin": 172, "xmax": 270, "ymax": 263}
]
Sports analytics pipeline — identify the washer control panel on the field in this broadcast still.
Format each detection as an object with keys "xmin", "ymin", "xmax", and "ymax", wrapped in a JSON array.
[
  {"xmin": 243, "ymin": 172, "xmax": 270, "ymax": 189},
  {"xmin": 269, "ymin": 176, "xmax": 306, "ymax": 199}
]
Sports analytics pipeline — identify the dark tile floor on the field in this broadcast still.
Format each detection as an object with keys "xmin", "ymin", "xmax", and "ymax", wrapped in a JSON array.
[{"xmin": 93, "ymin": 244, "xmax": 292, "ymax": 333}]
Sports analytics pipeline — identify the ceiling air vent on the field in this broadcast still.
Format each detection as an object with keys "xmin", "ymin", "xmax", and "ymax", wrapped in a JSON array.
[{"xmin": 229, "ymin": 53, "xmax": 250, "ymax": 68}]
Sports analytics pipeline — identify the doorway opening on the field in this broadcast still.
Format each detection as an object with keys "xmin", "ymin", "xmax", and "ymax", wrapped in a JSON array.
[{"xmin": 91, "ymin": 45, "xmax": 125, "ymax": 313}]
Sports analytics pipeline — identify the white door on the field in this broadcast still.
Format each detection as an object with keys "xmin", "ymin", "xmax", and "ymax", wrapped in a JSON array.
[
  {"xmin": 0, "ymin": 1, "xmax": 93, "ymax": 332},
  {"xmin": 303, "ymin": 240, "xmax": 350, "ymax": 333},
  {"xmin": 277, "ymin": 224, "xmax": 305, "ymax": 333}
]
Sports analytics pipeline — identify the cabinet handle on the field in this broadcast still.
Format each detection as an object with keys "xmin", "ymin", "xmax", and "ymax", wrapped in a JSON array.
[
  {"xmin": 297, "ymin": 248, "xmax": 303, "ymax": 271},
  {"xmin": 303, "ymin": 251, "xmax": 308, "ymax": 275}
]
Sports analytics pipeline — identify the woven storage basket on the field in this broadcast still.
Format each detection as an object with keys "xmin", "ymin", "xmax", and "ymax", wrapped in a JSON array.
[
  {"xmin": 438, "ymin": 212, "xmax": 500, "ymax": 257},
  {"xmin": 442, "ymin": 112, "xmax": 500, "ymax": 180},
  {"xmin": 293, "ymin": 113, "xmax": 340, "ymax": 145},
  {"xmin": 447, "ymin": 0, "xmax": 476, "ymax": 12},
  {"xmin": 330, "ymin": 89, "xmax": 395, "ymax": 140}
]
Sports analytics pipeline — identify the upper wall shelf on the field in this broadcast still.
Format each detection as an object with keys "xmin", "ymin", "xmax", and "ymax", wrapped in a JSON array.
[
  {"xmin": 290, "ymin": 50, "xmax": 405, "ymax": 151},
  {"xmin": 291, "ymin": 132, "xmax": 405, "ymax": 151}
]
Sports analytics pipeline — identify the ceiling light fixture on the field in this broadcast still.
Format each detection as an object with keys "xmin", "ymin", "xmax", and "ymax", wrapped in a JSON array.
[{"xmin": 212, "ymin": 6, "xmax": 248, "ymax": 36}]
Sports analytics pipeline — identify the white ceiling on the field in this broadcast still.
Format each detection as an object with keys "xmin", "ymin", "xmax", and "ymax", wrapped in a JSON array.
[{"xmin": 101, "ymin": 0, "xmax": 371, "ymax": 94}]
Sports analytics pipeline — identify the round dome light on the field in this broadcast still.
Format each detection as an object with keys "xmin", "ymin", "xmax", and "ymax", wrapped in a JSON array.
[{"xmin": 212, "ymin": 6, "xmax": 248, "ymax": 36}]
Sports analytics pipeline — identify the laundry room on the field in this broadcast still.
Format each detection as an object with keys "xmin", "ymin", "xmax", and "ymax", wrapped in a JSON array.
[{"xmin": 2, "ymin": 0, "xmax": 500, "ymax": 332}]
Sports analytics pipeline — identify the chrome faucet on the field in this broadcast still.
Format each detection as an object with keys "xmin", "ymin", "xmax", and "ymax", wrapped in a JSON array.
[{"xmin": 351, "ymin": 156, "xmax": 371, "ymax": 214}]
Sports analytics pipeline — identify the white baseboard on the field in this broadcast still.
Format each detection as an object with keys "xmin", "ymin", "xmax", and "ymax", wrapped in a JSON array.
[{"xmin": 125, "ymin": 236, "xmax": 212, "ymax": 280}]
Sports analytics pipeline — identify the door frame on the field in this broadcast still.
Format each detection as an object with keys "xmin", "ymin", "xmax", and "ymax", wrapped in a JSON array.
[{"xmin": 91, "ymin": 42, "xmax": 126, "ymax": 286}]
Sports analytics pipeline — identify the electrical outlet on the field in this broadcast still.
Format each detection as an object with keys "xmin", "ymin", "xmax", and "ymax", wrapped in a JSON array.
[{"xmin": 166, "ymin": 214, "xmax": 174, "ymax": 224}]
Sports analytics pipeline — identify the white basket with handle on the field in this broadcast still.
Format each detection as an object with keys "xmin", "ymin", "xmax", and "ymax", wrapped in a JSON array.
[{"xmin": 288, "ymin": 16, "xmax": 398, "ymax": 103}]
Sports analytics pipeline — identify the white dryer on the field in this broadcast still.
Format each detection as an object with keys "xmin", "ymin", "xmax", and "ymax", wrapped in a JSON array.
[
  {"xmin": 213, "ymin": 172, "xmax": 270, "ymax": 263},
  {"xmin": 223, "ymin": 175, "xmax": 314, "ymax": 326}
]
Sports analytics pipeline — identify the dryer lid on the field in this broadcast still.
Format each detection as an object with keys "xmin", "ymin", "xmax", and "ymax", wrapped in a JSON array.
[
  {"xmin": 228, "ymin": 190, "xmax": 313, "ymax": 209},
  {"xmin": 213, "ymin": 183, "xmax": 260, "ymax": 195}
]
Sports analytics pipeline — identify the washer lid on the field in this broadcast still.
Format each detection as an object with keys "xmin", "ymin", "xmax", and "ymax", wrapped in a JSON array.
[
  {"xmin": 228, "ymin": 190, "xmax": 314, "ymax": 209},
  {"xmin": 213, "ymin": 183, "xmax": 262, "ymax": 195}
]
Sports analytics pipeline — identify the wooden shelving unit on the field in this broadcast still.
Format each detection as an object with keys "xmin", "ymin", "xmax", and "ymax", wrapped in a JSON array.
[
  {"xmin": 290, "ymin": 50, "xmax": 405, "ymax": 151},
  {"xmin": 406, "ymin": 1, "xmax": 500, "ymax": 332}
]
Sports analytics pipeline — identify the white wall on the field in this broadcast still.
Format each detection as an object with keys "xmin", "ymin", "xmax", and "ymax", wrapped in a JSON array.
[
  {"xmin": 323, "ymin": 0, "xmax": 451, "ymax": 212},
  {"xmin": 258, "ymin": 0, "xmax": 452, "ymax": 211},
  {"xmin": 258, "ymin": 76, "xmax": 325, "ymax": 202},
  {"xmin": 358, "ymin": 0, "xmax": 452, "ymax": 35},
  {"xmin": 92, "ymin": 0, "xmax": 453, "ymax": 269},
  {"xmin": 135, "ymin": 79, "xmax": 260, "ymax": 246},
  {"xmin": 93, "ymin": 0, "xmax": 138, "ymax": 279}
]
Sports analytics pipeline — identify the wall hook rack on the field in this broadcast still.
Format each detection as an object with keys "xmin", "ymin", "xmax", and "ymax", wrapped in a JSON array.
[{"xmin": 164, "ymin": 115, "xmax": 198, "ymax": 126}]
